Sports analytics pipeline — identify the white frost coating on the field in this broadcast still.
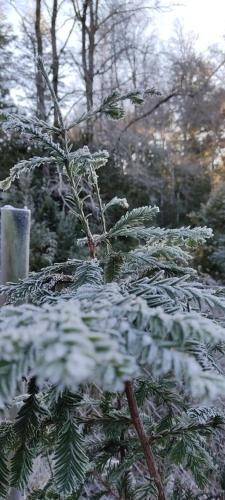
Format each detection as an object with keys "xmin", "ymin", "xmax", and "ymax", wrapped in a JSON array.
[
  {"xmin": 1, "ymin": 205, "xmax": 30, "ymax": 212},
  {"xmin": 0, "ymin": 284, "xmax": 225, "ymax": 406}
]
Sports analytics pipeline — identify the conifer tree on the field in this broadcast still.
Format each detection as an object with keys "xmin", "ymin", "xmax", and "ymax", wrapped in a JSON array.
[{"xmin": 0, "ymin": 59, "xmax": 225, "ymax": 499}]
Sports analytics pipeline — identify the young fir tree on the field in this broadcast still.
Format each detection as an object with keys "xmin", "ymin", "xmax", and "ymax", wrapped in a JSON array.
[{"xmin": 0, "ymin": 59, "xmax": 225, "ymax": 499}]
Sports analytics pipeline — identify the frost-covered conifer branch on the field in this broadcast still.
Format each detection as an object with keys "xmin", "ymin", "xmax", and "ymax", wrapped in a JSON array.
[
  {"xmin": 1, "ymin": 60, "xmax": 225, "ymax": 498},
  {"xmin": 65, "ymin": 87, "xmax": 160, "ymax": 131},
  {"xmin": 0, "ymin": 285, "xmax": 225, "ymax": 405}
]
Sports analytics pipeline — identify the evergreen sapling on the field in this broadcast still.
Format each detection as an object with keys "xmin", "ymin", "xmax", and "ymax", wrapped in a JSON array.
[{"xmin": 0, "ymin": 58, "xmax": 225, "ymax": 499}]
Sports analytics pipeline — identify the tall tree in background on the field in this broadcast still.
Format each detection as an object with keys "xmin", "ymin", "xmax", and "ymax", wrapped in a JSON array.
[
  {"xmin": 4, "ymin": 0, "xmax": 225, "ymax": 274},
  {"xmin": 51, "ymin": 0, "xmax": 60, "ymax": 127},
  {"xmin": 70, "ymin": 0, "xmax": 165, "ymax": 141},
  {"xmin": 0, "ymin": 8, "xmax": 18, "ymax": 182},
  {"xmin": 35, "ymin": 0, "xmax": 47, "ymax": 120}
]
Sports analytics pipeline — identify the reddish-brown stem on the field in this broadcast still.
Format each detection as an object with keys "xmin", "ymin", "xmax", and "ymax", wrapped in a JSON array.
[
  {"xmin": 88, "ymin": 237, "xmax": 96, "ymax": 259},
  {"xmin": 125, "ymin": 381, "xmax": 165, "ymax": 500}
]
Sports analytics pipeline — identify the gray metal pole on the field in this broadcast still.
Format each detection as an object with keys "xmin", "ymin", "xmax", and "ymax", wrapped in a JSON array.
[
  {"xmin": 1, "ymin": 205, "xmax": 31, "ymax": 500},
  {"xmin": 1, "ymin": 205, "xmax": 30, "ymax": 284}
]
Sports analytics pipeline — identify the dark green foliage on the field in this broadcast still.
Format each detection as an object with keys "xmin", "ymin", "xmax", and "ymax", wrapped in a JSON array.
[
  {"xmin": 72, "ymin": 260, "xmax": 103, "ymax": 288},
  {"xmin": 49, "ymin": 391, "xmax": 88, "ymax": 494},
  {"xmin": 53, "ymin": 417, "xmax": 88, "ymax": 493},
  {"xmin": 135, "ymin": 378, "xmax": 185, "ymax": 410},
  {"xmin": 14, "ymin": 382, "xmax": 45, "ymax": 438},
  {"xmin": 10, "ymin": 444, "xmax": 35, "ymax": 489},
  {"xmin": 0, "ymin": 453, "xmax": 9, "ymax": 498},
  {"xmin": 30, "ymin": 222, "xmax": 58, "ymax": 270},
  {"xmin": 104, "ymin": 253, "xmax": 124, "ymax": 282},
  {"xmin": 10, "ymin": 378, "xmax": 46, "ymax": 489},
  {"xmin": 192, "ymin": 182, "xmax": 225, "ymax": 278}
]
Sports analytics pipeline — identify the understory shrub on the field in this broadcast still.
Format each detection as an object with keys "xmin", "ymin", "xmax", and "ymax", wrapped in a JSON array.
[{"xmin": 191, "ymin": 182, "xmax": 225, "ymax": 279}]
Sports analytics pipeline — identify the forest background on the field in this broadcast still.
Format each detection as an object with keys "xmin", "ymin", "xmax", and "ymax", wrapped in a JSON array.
[{"xmin": 1, "ymin": 0, "xmax": 225, "ymax": 279}]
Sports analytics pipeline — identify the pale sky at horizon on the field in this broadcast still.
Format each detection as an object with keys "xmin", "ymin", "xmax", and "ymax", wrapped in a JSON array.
[
  {"xmin": 3, "ymin": 0, "xmax": 225, "ymax": 52},
  {"xmin": 157, "ymin": 0, "xmax": 225, "ymax": 51}
]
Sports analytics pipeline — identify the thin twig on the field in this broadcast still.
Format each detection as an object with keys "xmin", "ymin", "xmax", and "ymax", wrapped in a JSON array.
[
  {"xmin": 90, "ymin": 167, "xmax": 110, "ymax": 255},
  {"xmin": 37, "ymin": 56, "xmax": 64, "ymax": 131},
  {"xmin": 38, "ymin": 58, "xmax": 97, "ymax": 258}
]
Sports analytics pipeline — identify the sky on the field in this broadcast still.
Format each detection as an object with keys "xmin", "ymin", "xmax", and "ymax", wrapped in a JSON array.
[
  {"xmin": 156, "ymin": 0, "xmax": 225, "ymax": 50},
  {"xmin": 3, "ymin": 0, "xmax": 225, "ymax": 52}
]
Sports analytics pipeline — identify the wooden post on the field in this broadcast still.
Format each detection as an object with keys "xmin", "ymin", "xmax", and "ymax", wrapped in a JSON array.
[{"xmin": 1, "ymin": 205, "xmax": 31, "ymax": 500}]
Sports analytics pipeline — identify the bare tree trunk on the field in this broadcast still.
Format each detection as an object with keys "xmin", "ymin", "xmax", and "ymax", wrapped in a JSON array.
[
  {"xmin": 51, "ymin": 0, "xmax": 60, "ymax": 128},
  {"xmin": 81, "ymin": 0, "xmax": 90, "ymax": 106},
  {"xmin": 80, "ymin": 0, "xmax": 96, "ymax": 143},
  {"xmin": 35, "ymin": 0, "xmax": 46, "ymax": 120},
  {"xmin": 88, "ymin": 0, "xmax": 94, "ymax": 110}
]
